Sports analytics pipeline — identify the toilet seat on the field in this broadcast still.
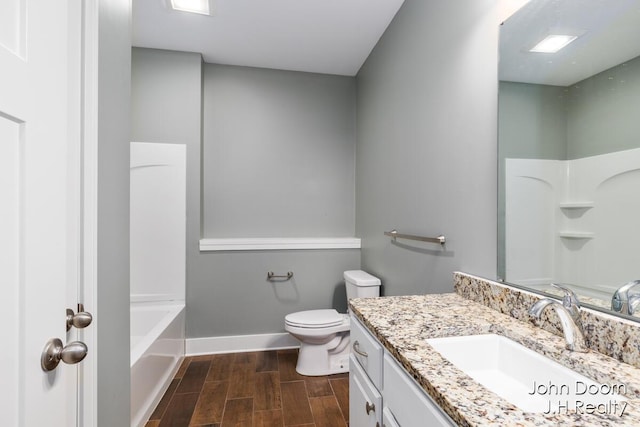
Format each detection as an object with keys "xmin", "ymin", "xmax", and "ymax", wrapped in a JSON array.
[{"xmin": 285, "ymin": 309, "xmax": 345, "ymax": 328}]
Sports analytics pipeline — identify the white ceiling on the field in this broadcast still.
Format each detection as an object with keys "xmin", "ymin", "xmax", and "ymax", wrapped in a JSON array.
[
  {"xmin": 500, "ymin": 0, "xmax": 640, "ymax": 86},
  {"xmin": 132, "ymin": 0, "xmax": 405, "ymax": 76}
]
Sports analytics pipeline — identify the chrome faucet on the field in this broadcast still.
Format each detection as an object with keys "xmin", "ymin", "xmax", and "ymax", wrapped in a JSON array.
[
  {"xmin": 529, "ymin": 284, "xmax": 588, "ymax": 353},
  {"xmin": 611, "ymin": 280, "xmax": 640, "ymax": 315}
]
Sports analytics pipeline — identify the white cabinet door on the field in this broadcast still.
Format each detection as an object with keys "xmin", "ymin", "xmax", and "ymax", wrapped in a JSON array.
[
  {"xmin": 383, "ymin": 353, "xmax": 456, "ymax": 427},
  {"xmin": 383, "ymin": 407, "xmax": 401, "ymax": 427},
  {"xmin": 350, "ymin": 355, "xmax": 382, "ymax": 427},
  {"xmin": 0, "ymin": 0, "xmax": 83, "ymax": 425}
]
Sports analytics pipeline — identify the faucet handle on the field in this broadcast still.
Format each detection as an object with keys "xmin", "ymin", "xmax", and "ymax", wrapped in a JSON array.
[
  {"xmin": 612, "ymin": 279, "xmax": 640, "ymax": 314},
  {"xmin": 550, "ymin": 283, "xmax": 581, "ymax": 310}
]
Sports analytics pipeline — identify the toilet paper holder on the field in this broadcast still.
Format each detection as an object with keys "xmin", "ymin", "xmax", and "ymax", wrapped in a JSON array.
[{"xmin": 267, "ymin": 271, "xmax": 293, "ymax": 280}]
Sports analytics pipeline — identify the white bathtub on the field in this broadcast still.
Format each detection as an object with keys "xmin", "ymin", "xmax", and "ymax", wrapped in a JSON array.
[{"xmin": 130, "ymin": 301, "xmax": 185, "ymax": 427}]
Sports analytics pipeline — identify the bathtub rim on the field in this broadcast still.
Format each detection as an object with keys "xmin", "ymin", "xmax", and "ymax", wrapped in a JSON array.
[{"xmin": 130, "ymin": 300, "xmax": 185, "ymax": 368}]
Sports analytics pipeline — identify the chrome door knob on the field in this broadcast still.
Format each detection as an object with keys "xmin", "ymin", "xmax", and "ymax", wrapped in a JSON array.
[
  {"xmin": 66, "ymin": 307, "xmax": 93, "ymax": 331},
  {"xmin": 41, "ymin": 338, "xmax": 88, "ymax": 372}
]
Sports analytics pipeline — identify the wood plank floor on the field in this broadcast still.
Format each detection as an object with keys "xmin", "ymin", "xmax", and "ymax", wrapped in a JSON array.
[{"xmin": 145, "ymin": 349, "xmax": 349, "ymax": 427}]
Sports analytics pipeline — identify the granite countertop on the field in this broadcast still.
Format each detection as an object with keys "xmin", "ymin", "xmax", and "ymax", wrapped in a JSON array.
[{"xmin": 349, "ymin": 293, "xmax": 640, "ymax": 426}]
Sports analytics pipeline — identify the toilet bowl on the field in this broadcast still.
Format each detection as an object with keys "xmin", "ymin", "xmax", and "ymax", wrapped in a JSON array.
[{"xmin": 284, "ymin": 270, "xmax": 381, "ymax": 376}]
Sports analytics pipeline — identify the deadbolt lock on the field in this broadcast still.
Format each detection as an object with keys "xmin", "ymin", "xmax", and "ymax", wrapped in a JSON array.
[{"xmin": 66, "ymin": 303, "xmax": 93, "ymax": 331}]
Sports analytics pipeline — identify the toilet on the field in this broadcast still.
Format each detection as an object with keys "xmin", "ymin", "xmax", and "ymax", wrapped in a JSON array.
[{"xmin": 284, "ymin": 270, "xmax": 381, "ymax": 376}]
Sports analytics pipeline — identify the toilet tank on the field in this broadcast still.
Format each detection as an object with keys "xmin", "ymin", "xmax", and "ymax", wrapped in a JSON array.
[{"xmin": 344, "ymin": 270, "xmax": 381, "ymax": 300}]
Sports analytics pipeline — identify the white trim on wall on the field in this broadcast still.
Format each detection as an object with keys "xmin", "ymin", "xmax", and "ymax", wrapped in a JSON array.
[
  {"xmin": 186, "ymin": 332, "xmax": 300, "ymax": 355},
  {"xmin": 81, "ymin": 0, "xmax": 99, "ymax": 425},
  {"xmin": 199, "ymin": 237, "xmax": 361, "ymax": 252}
]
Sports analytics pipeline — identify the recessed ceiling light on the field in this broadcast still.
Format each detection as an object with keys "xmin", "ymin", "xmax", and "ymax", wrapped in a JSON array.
[
  {"xmin": 529, "ymin": 35, "xmax": 578, "ymax": 53},
  {"xmin": 170, "ymin": 0, "xmax": 210, "ymax": 15}
]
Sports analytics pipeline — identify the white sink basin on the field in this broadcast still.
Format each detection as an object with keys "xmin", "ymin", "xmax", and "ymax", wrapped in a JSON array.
[{"xmin": 426, "ymin": 334, "xmax": 626, "ymax": 413}]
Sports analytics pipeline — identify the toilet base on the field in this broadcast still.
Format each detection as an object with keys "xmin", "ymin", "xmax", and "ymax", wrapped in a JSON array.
[{"xmin": 295, "ymin": 333, "xmax": 350, "ymax": 376}]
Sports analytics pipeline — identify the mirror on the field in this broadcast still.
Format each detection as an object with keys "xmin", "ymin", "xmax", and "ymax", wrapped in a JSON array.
[{"xmin": 498, "ymin": 0, "xmax": 640, "ymax": 319}]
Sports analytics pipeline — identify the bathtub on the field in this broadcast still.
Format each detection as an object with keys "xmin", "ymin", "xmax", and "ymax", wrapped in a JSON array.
[{"xmin": 130, "ymin": 301, "xmax": 185, "ymax": 427}]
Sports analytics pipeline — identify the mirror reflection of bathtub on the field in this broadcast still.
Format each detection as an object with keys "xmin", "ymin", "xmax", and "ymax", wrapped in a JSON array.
[{"xmin": 503, "ymin": 148, "xmax": 640, "ymax": 315}]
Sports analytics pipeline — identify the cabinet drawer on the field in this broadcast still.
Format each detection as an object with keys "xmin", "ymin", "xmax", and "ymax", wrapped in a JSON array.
[
  {"xmin": 350, "ymin": 355, "xmax": 382, "ymax": 427},
  {"xmin": 350, "ymin": 315, "xmax": 383, "ymax": 389},
  {"xmin": 383, "ymin": 353, "xmax": 456, "ymax": 427}
]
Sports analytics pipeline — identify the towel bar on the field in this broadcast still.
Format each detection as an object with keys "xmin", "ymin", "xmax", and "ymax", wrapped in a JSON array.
[{"xmin": 384, "ymin": 229, "xmax": 446, "ymax": 245}]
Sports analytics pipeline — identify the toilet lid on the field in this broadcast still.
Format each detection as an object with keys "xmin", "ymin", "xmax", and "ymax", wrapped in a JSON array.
[{"xmin": 285, "ymin": 309, "xmax": 345, "ymax": 328}]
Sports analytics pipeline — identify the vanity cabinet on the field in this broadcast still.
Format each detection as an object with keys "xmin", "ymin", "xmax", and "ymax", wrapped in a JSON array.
[
  {"xmin": 350, "ymin": 315, "xmax": 384, "ymax": 426},
  {"xmin": 351, "ymin": 315, "xmax": 383, "ymax": 387},
  {"xmin": 350, "ymin": 354, "xmax": 382, "ymax": 427},
  {"xmin": 382, "ymin": 407, "xmax": 400, "ymax": 427},
  {"xmin": 350, "ymin": 315, "xmax": 456, "ymax": 427},
  {"xmin": 383, "ymin": 353, "xmax": 455, "ymax": 426}
]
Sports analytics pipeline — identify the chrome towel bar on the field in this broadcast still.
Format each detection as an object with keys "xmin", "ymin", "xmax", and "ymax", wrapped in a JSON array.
[
  {"xmin": 267, "ymin": 271, "xmax": 293, "ymax": 280},
  {"xmin": 384, "ymin": 229, "xmax": 446, "ymax": 245}
]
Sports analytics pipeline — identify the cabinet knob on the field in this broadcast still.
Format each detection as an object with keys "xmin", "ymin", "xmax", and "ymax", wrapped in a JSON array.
[{"xmin": 365, "ymin": 401, "xmax": 375, "ymax": 415}]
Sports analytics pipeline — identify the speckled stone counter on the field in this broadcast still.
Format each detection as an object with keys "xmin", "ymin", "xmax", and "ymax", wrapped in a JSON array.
[
  {"xmin": 455, "ymin": 273, "xmax": 640, "ymax": 369},
  {"xmin": 349, "ymin": 292, "xmax": 640, "ymax": 426}
]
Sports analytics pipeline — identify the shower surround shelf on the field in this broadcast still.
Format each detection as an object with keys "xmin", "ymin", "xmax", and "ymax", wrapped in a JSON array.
[
  {"xmin": 558, "ymin": 231, "xmax": 594, "ymax": 239},
  {"xmin": 559, "ymin": 202, "xmax": 594, "ymax": 209}
]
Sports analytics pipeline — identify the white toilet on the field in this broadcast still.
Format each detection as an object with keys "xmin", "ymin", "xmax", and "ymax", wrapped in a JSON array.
[{"xmin": 284, "ymin": 270, "xmax": 381, "ymax": 376}]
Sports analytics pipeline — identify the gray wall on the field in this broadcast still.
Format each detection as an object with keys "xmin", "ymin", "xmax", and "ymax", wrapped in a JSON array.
[
  {"xmin": 131, "ymin": 48, "xmax": 203, "ymax": 147},
  {"xmin": 97, "ymin": 0, "xmax": 131, "ymax": 425},
  {"xmin": 498, "ymin": 82, "xmax": 568, "ymax": 161},
  {"xmin": 567, "ymin": 54, "xmax": 640, "ymax": 159},
  {"xmin": 202, "ymin": 64, "xmax": 356, "ymax": 237},
  {"xmin": 498, "ymin": 55, "xmax": 640, "ymax": 162},
  {"xmin": 131, "ymin": 51, "xmax": 360, "ymax": 338},
  {"xmin": 187, "ymin": 250, "xmax": 359, "ymax": 337},
  {"xmin": 355, "ymin": 0, "xmax": 501, "ymax": 295},
  {"xmin": 196, "ymin": 65, "xmax": 359, "ymax": 336}
]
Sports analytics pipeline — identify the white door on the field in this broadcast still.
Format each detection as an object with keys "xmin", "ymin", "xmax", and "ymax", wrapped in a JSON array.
[{"xmin": 0, "ymin": 0, "xmax": 85, "ymax": 425}]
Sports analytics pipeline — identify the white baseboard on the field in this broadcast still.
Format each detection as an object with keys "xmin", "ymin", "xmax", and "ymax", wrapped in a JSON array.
[{"xmin": 186, "ymin": 332, "xmax": 300, "ymax": 356}]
